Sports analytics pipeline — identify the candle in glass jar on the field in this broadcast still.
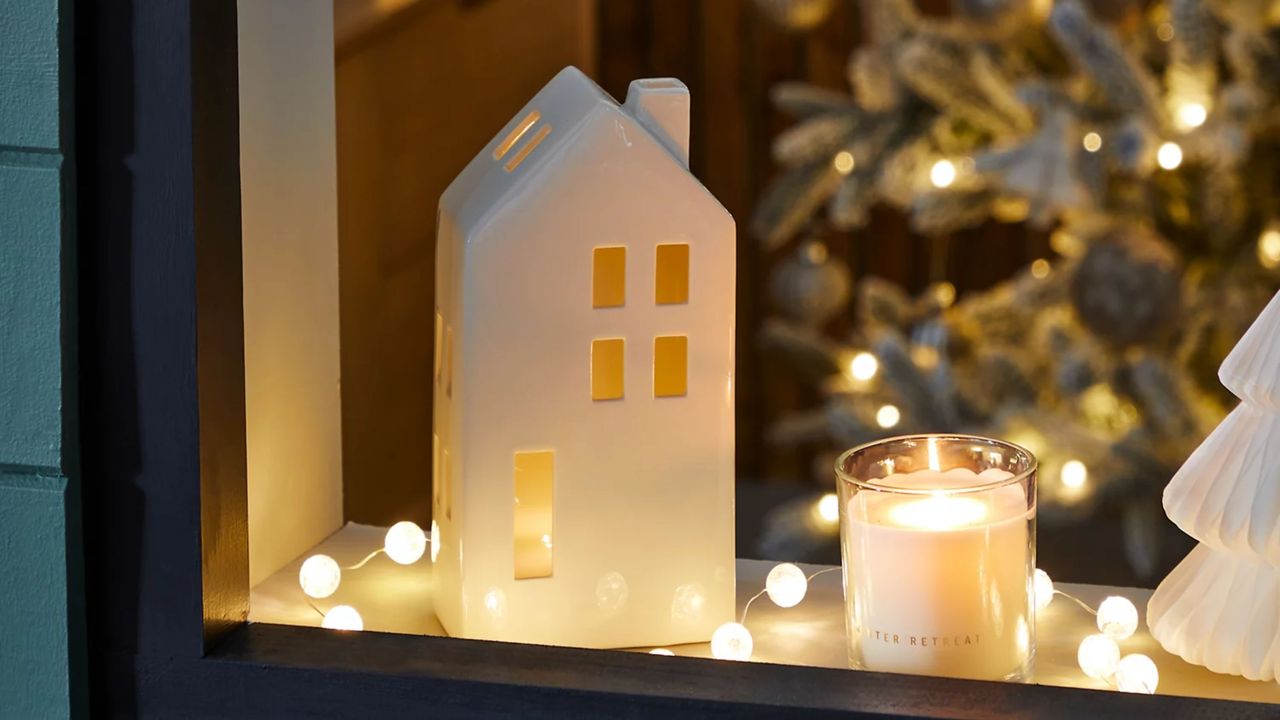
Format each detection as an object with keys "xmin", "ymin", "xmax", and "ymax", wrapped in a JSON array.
[{"xmin": 843, "ymin": 465, "xmax": 1033, "ymax": 680}]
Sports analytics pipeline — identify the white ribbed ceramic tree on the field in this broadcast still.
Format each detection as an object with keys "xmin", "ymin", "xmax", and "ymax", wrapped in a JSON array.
[{"xmin": 1148, "ymin": 291, "xmax": 1280, "ymax": 684}]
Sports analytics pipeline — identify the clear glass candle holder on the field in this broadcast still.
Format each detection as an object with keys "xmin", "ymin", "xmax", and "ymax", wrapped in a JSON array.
[{"xmin": 836, "ymin": 434, "xmax": 1037, "ymax": 682}]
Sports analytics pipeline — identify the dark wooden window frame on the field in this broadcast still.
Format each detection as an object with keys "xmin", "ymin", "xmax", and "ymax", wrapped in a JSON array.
[{"xmin": 74, "ymin": 2, "xmax": 1271, "ymax": 717}]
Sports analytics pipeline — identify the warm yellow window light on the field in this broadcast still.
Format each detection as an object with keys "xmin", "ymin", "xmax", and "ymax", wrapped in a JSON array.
[
  {"xmin": 493, "ymin": 110, "xmax": 541, "ymax": 161},
  {"xmin": 655, "ymin": 243, "xmax": 689, "ymax": 304},
  {"xmin": 592, "ymin": 246, "xmax": 626, "ymax": 308},
  {"xmin": 503, "ymin": 123, "xmax": 552, "ymax": 173},
  {"xmin": 591, "ymin": 338, "xmax": 625, "ymax": 400},
  {"xmin": 653, "ymin": 335, "xmax": 688, "ymax": 397},
  {"xmin": 513, "ymin": 450, "xmax": 554, "ymax": 580},
  {"xmin": 1157, "ymin": 141, "xmax": 1183, "ymax": 170}
]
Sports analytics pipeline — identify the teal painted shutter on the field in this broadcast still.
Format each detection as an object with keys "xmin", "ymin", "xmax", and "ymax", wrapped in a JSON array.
[{"xmin": 0, "ymin": 0, "xmax": 82, "ymax": 718}]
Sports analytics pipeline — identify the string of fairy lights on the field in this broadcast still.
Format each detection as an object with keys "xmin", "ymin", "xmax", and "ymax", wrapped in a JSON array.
[
  {"xmin": 911, "ymin": 91, "xmax": 1280, "ymax": 269},
  {"xmin": 298, "ymin": 521, "xmax": 430, "ymax": 631},
  {"xmin": 295, "ymin": 520, "xmax": 1158, "ymax": 693}
]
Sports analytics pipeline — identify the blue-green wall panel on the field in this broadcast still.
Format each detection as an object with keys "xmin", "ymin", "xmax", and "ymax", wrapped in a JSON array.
[
  {"xmin": 0, "ymin": 160, "xmax": 63, "ymax": 470},
  {"xmin": 0, "ymin": 0, "xmax": 61, "ymax": 150},
  {"xmin": 0, "ymin": 474, "xmax": 70, "ymax": 719}
]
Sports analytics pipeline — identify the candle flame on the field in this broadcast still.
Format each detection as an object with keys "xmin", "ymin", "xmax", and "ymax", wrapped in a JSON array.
[{"xmin": 887, "ymin": 493, "xmax": 988, "ymax": 530}]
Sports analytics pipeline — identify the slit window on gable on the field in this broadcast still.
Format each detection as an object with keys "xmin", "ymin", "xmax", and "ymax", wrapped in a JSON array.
[
  {"xmin": 593, "ymin": 246, "xmax": 626, "ymax": 308},
  {"xmin": 653, "ymin": 335, "xmax": 687, "ymax": 398},
  {"xmin": 503, "ymin": 123, "xmax": 552, "ymax": 172},
  {"xmin": 591, "ymin": 338, "xmax": 625, "ymax": 401},
  {"xmin": 493, "ymin": 110, "xmax": 541, "ymax": 161},
  {"xmin": 513, "ymin": 450, "xmax": 554, "ymax": 580},
  {"xmin": 655, "ymin": 243, "xmax": 689, "ymax": 305}
]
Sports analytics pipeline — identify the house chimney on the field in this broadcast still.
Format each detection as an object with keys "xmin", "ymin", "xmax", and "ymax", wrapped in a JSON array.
[{"xmin": 623, "ymin": 78, "xmax": 690, "ymax": 166}]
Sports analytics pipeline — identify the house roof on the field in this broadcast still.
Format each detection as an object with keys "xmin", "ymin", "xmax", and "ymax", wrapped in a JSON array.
[{"xmin": 440, "ymin": 66, "xmax": 714, "ymax": 243}]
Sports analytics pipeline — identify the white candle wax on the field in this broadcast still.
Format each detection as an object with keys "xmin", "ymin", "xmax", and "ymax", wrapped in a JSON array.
[{"xmin": 844, "ymin": 467, "xmax": 1033, "ymax": 680}]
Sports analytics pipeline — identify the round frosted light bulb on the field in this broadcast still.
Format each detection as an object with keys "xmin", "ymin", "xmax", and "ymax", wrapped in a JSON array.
[
  {"xmin": 1082, "ymin": 132, "xmax": 1102, "ymax": 152},
  {"xmin": 765, "ymin": 563, "xmax": 809, "ymax": 608},
  {"xmin": 1033, "ymin": 568, "xmax": 1055, "ymax": 612},
  {"xmin": 649, "ymin": 648, "xmax": 675, "ymax": 656},
  {"xmin": 1156, "ymin": 141, "xmax": 1182, "ymax": 170},
  {"xmin": 711, "ymin": 622, "xmax": 753, "ymax": 661},
  {"xmin": 321, "ymin": 604, "xmax": 364, "ymax": 631},
  {"xmin": 1114, "ymin": 653, "xmax": 1159, "ymax": 694},
  {"xmin": 817, "ymin": 493, "xmax": 839, "ymax": 524},
  {"xmin": 1077, "ymin": 633, "xmax": 1120, "ymax": 679},
  {"xmin": 875, "ymin": 404, "xmax": 901, "ymax": 429},
  {"xmin": 849, "ymin": 352, "xmax": 878, "ymax": 381},
  {"xmin": 384, "ymin": 521, "xmax": 428, "ymax": 565},
  {"xmin": 930, "ymin": 159, "xmax": 957, "ymax": 188},
  {"xmin": 1097, "ymin": 596, "xmax": 1139, "ymax": 640},
  {"xmin": 299, "ymin": 554, "xmax": 341, "ymax": 599}
]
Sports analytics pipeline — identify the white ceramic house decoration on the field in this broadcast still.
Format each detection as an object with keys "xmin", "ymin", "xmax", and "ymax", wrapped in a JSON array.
[
  {"xmin": 432, "ymin": 66, "xmax": 736, "ymax": 648},
  {"xmin": 1148, "ymin": 290, "xmax": 1280, "ymax": 684}
]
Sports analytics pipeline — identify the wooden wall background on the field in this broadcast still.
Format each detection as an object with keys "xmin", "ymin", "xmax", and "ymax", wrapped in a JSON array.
[{"xmin": 335, "ymin": 0, "xmax": 1049, "ymax": 528}]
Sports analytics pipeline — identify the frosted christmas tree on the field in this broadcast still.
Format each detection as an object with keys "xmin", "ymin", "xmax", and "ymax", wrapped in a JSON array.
[{"xmin": 1148, "ymin": 291, "xmax": 1280, "ymax": 683}]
